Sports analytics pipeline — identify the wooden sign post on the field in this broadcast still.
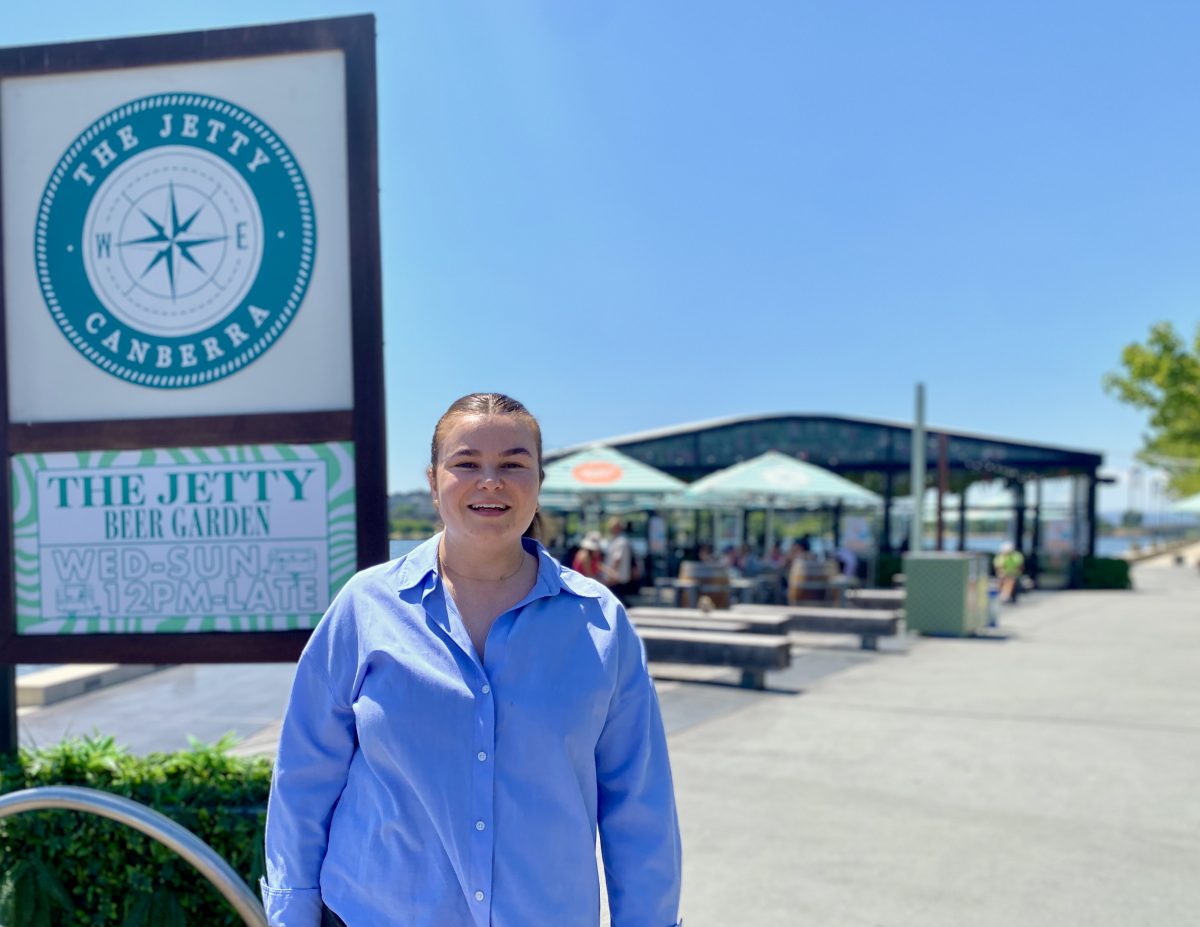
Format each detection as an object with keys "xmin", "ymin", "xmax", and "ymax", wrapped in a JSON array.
[{"xmin": 0, "ymin": 16, "xmax": 386, "ymax": 752}]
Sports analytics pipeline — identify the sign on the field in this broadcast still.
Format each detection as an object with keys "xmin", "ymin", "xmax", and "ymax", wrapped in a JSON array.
[
  {"xmin": 13, "ymin": 444, "xmax": 354, "ymax": 635},
  {"xmin": 647, "ymin": 515, "xmax": 667, "ymax": 556},
  {"xmin": 572, "ymin": 461, "xmax": 623, "ymax": 485},
  {"xmin": 3, "ymin": 39, "xmax": 354, "ymax": 423},
  {"xmin": 0, "ymin": 17, "xmax": 386, "ymax": 673},
  {"xmin": 840, "ymin": 515, "xmax": 874, "ymax": 553},
  {"xmin": 36, "ymin": 93, "xmax": 315, "ymax": 389}
]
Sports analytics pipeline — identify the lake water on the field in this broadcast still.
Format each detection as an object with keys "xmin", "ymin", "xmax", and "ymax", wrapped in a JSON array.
[
  {"xmin": 958, "ymin": 535, "xmax": 1161, "ymax": 557},
  {"xmin": 390, "ymin": 538, "xmax": 425, "ymax": 560}
]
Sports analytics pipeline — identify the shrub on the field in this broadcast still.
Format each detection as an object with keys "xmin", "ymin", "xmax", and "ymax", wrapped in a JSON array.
[
  {"xmin": 0, "ymin": 733, "xmax": 270, "ymax": 927},
  {"xmin": 874, "ymin": 553, "xmax": 903, "ymax": 587},
  {"xmin": 1079, "ymin": 556, "xmax": 1133, "ymax": 590}
]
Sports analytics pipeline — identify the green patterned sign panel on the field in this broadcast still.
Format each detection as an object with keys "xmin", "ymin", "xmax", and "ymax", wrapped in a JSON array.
[{"xmin": 12, "ymin": 442, "xmax": 355, "ymax": 634}]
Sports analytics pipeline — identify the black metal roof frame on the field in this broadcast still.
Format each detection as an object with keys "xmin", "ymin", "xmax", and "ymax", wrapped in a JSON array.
[{"xmin": 547, "ymin": 412, "xmax": 1103, "ymax": 486}]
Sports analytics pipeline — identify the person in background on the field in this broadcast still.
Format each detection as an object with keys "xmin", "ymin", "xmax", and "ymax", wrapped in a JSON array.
[
  {"xmin": 571, "ymin": 532, "xmax": 604, "ymax": 580},
  {"xmin": 777, "ymin": 542, "xmax": 805, "ymax": 602},
  {"xmin": 601, "ymin": 516, "xmax": 638, "ymax": 602},
  {"xmin": 835, "ymin": 544, "xmax": 859, "ymax": 579},
  {"xmin": 994, "ymin": 541, "xmax": 1026, "ymax": 603},
  {"xmin": 782, "ymin": 541, "xmax": 806, "ymax": 571},
  {"xmin": 262, "ymin": 393, "xmax": 681, "ymax": 927}
]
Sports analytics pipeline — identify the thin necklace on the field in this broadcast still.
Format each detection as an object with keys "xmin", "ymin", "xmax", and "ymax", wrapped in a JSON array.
[{"xmin": 439, "ymin": 548, "xmax": 526, "ymax": 583}]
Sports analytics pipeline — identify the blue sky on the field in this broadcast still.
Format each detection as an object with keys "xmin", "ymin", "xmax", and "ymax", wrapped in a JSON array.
[{"xmin": 5, "ymin": 1, "xmax": 1195, "ymax": 514}]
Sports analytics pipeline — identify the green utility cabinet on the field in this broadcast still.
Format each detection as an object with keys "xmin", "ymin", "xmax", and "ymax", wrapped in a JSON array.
[{"xmin": 902, "ymin": 553, "xmax": 990, "ymax": 636}]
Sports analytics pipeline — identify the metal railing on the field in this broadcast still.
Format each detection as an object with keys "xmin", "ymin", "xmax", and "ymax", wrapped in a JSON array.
[{"xmin": 0, "ymin": 785, "xmax": 268, "ymax": 926}]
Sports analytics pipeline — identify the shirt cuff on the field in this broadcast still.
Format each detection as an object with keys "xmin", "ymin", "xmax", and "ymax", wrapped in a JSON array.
[{"xmin": 260, "ymin": 877, "xmax": 323, "ymax": 927}]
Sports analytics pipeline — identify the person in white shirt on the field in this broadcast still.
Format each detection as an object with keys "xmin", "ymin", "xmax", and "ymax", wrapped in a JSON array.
[{"xmin": 601, "ymin": 516, "xmax": 637, "ymax": 602}]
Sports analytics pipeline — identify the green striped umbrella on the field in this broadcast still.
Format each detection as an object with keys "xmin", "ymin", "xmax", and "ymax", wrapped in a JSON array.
[
  {"xmin": 683, "ymin": 451, "xmax": 881, "ymax": 508},
  {"xmin": 540, "ymin": 446, "xmax": 685, "ymax": 505},
  {"xmin": 683, "ymin": 451, "xmax": 881, "ymax": 550},
  {"xmin": 1169, "ymin": 492, "xmax": 1200, "ymax": 514}
]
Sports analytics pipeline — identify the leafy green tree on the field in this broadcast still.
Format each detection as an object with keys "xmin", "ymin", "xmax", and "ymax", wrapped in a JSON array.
[{"xmin": 1104, "ymin": 322, "xmax": 1200, "ymax": 497}]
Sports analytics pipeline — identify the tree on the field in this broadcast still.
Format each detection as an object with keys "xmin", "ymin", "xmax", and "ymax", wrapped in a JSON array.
[
  {"xmin": 1103, "ymin": 321, "xmax": 1200, "ymax": 497},
  {"xmin": 1119, "ymin": 510, "xmax": 1143, "ymax": 530}
]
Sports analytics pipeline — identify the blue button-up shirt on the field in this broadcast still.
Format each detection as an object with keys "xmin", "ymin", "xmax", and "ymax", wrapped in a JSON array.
[{"xmin": 262, "ymin": 534, "xmax": 681, "ymax": 926}]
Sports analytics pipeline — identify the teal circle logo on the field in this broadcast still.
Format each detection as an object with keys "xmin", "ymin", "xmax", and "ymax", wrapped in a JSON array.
[{"xmin": 35, "ymin": 93, "xmax": 315, "ymax": 388}]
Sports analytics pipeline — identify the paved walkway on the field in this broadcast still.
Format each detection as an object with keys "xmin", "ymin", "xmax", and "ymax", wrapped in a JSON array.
[
  {"xmin": 670, "ymin": 551, "xmax": 1200, "ymax": 927},
  {"xmin": 15, "ymin": 551, "xmax": 1200, "ymax": 925}
]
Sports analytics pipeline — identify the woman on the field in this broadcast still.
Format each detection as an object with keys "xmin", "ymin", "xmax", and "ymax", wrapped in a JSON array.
[
  {"xmin": 570, "ymin": 532, "xmax": 604, "ymax": 579},
  {"xmin": 261, "ymin": 393, "xmax": 682, "ymax": 927}
]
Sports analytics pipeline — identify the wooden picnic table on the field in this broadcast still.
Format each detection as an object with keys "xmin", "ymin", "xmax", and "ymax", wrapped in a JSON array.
[
  {"xmin": 635, "ymin": 627, "xmax": 792, "ymax": 689},
  {"xmin": 630, "ymin": 612, "xmax": 753, "ymax": 634},
  {"xmin": 732, "ymin": 603, "xmax": 905, "ymax": 650},
  {"xmin": 629, "ymin": 606, "xmax": 792, "ymax": 635},
  {"xmin": 649, "ymin": 576, "xmax": 700, "ymax": 607},
  {"xmin": 844, "ymin": 588, "xmax": 906, "ymax": 610}
]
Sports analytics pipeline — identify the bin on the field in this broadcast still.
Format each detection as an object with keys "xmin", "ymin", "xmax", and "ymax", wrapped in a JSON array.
[{"xmin": 902, "ymin": 553, "xmax": 990, "ymax": 636}]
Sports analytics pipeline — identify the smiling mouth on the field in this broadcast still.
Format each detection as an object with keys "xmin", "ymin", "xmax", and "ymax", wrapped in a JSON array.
[{"xmin": 469, "ymin": 503, "xmax": 510, "ymax": 511}]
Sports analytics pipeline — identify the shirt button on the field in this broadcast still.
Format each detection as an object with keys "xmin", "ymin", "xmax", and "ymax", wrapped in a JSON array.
[
  {"xmin": 474, "ymin": 890, "xmax": 485, "ymax": 902},
  {"xmin": 477, "ymin": 751, "xmax": 487, "ymax": 762},
  {"xmin": 475, "ymin": 819, "xmax": 486, "ymax": 831},
  {"xmin": 481, "ymin": 684, "xmax": 491, "ymax": 694}
]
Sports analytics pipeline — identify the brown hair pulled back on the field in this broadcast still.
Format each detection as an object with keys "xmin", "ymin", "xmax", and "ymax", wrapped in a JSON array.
[{"xmin": 429, "ymin": 393, "xmax": 544, "ymax": 538}]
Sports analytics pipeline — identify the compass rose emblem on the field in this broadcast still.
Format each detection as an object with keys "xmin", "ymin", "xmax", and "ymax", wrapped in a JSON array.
[
  {"xmin": 35, "ymin": 93, "xmax": 315, "ymax": 388},
  {"xmin": 120, "ymin": 181, "xmax": 227, "ymax": 300}
]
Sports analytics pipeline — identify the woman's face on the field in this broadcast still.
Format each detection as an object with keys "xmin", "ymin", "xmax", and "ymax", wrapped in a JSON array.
[{"xmin": 430, "ymin": 414, "xmax": 541, "ymax": 549}]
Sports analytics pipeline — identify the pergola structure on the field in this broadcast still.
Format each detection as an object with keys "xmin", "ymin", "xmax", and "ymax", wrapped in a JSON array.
[{"xmin": 546, "ymin": 413, "xmax": 1106, "ymax": 576}]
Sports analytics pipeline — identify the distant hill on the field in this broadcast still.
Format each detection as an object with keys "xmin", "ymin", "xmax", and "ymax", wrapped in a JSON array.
[{"xmin": 389, "ymin": 490, "xmax": 436, "ymax": 520}]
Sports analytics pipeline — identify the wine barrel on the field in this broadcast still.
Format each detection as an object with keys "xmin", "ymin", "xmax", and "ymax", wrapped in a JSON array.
[
  {"xmin": 788, "ymin": 557, "xmax": 838, "ymax": 603},
  {"xmin": 678, "ymin": 561, "xmax": 731, "ymax": 610}
]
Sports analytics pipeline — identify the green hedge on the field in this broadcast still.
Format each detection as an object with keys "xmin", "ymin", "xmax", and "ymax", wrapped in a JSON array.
[
  {"xmin": 1079, "ymin": 556, "xmax": 1134, "ymax": 590},
  {"xmin": 874, "ymin": 553, "xmax": 903, "ymax": 588},
  {"xmin": 0, "ymin": 733, "xmax": 271, "ymax": 927}
]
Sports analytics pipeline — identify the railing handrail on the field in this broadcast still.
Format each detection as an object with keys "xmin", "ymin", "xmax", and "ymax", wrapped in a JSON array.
[{"xmin": 0, "ymin": 785, "xmax": 268, "ymax": 926}]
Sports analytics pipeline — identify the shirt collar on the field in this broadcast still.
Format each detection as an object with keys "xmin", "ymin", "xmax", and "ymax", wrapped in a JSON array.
[
  {"xmin": 394, "ymin": 533, "xmax": 442, "ymax": 592},
  {"xmin": 394, "ymin": 532, "xmax": 594, "ymax": 600}
]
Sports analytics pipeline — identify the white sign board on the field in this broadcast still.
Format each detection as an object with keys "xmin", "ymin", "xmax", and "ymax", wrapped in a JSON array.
[{"xmin": 2, "ymin": 50, "xmax": 353, "ymax": 421}]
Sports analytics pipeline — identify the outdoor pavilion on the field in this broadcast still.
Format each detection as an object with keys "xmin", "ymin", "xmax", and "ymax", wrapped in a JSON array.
[{"xmin": 545, "ymin": 412, "xmax": 1107, "ymax": 587}]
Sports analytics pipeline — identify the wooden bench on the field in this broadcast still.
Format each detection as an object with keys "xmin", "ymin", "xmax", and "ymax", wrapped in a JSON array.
[
  {"xmin": 635, "ymin": 627, "xmax": 792, "ymax": 689},
  {"xmin": 630, "ymin": 613, "xmax": 754, "ymax": 634},
  {"xmin": 732, "ymin": 603, "xmax": 904, "ymax": 650},
  {"xmin": 629, "ymin": 606, "xmax": 792, "ymax": 636},
  {"xmin": 844, "ymin": 588, "xmax": 906, "ymax": 611}
]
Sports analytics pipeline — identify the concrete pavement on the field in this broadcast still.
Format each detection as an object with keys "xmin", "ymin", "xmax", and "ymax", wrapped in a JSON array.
[{"xmin": 669, "ymin": 550, "xmax": 1200, "ymax": 926}]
